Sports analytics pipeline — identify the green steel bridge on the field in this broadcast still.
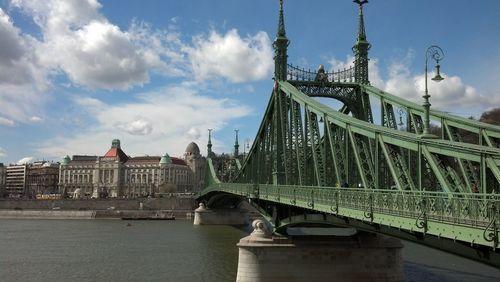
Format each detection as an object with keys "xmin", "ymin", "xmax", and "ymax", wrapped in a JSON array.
[{"xmin": 197, "ymin": 1, "xmax": 500, "ymax": 267}]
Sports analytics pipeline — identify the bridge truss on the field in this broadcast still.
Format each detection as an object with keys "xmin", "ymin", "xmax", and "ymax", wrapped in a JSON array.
[{"xmin": 198, "ymin": 0, "xmax": 500, "ymax": 267}]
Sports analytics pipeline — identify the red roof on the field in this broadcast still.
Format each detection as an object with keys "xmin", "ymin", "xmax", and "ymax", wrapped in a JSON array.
[
  {"xmin": 125, "ymin": 156, "xmax": 160, "ymax": 165},
  {"xmin": 171, "ymin": 157, "xmax": 186, "ymax": 166},
  {"xmin": 103, "ymin": 147, "xmax": 129, "ymax": 162}
]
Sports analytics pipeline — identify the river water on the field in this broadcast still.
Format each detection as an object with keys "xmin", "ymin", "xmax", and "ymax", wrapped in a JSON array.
[{"xmin": 1, "ymin": 219, "xmax": 499, "ymax": 282}]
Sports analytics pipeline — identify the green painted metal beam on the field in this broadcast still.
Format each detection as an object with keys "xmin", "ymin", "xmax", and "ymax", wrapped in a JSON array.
[{"xmin": 362, "ymin": 85, "xmax": 500, "ymax": 140}]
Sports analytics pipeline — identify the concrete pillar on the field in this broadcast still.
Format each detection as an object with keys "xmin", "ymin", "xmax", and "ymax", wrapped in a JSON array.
[
  {"xmin": 236, "ymin": 219, "xmax": 404, "ymax": 282},
  {"xmin": 193, "ymin": 203, "xmax": 248, "ymax": 225}
]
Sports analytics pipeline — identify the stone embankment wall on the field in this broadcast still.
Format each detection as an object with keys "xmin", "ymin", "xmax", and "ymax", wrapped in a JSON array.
[
  {"xmin": 0, "ymin": 197, "xmax": 196, "ymax": 211},
  {"xmin": 0, "ymin": 210, "xmax": 95, "ymax": 219},
  {"xmin": 0, "ymin": 197, "xmax": 197, "ymax": 219}
]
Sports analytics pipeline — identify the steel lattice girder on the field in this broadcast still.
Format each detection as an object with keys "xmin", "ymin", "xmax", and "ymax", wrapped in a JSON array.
[
  {"xmin": 362, "ymin": 85, "xmax": 500, "ymax": 145},
  {"xmin": 279, "ymin": 81, "xmax": 500, "ymax": 190},
  {"xmin": 232, "ymin": 80, "xmax": 500, "ymax": 200},
  {"xmin": 234, "ymin": 80, "xmax": 500, "ymax": 197}
]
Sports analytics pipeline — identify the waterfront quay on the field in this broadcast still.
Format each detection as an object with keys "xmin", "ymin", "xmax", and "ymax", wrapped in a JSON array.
[{"xmin": 0, "ymin": 196, "xmax": 197, "ymax": 219}]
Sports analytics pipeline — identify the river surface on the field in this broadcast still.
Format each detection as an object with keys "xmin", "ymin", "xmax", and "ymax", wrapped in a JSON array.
[{"xmin": 1, "ymin": 219, "xmax": 499, "ymax": 282}]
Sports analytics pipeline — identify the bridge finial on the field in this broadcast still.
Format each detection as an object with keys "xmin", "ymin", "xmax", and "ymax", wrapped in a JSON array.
[
  {"xmin": 352, "ymin": 0, "xmax": 371, "ymax": 84},
  {"xmin": 277, "ymin": 0, "xmax": 286, "ymax": 38},
  {"xmin": 207, "ymin": 129, "xmax": 213, "ymax": 157},
  {"xmin": 234, "ymin": 129, "xmax": 239, "ymax": 157},
  {"xmin": 354, "ymin": 0, "xmax": 368, "ymax": 41},
  {"xmin": 273, "ymin": 0, "xmax": 289, "ymax": 81}
]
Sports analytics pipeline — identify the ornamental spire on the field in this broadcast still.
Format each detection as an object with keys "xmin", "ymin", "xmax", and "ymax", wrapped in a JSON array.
[
  {"xmin": 355, "ymin": 0, "xmax": 367, "ymax": 41},
  {"xmin": 273, "ymin": 0, "xmax": 289, "ymax": 81},
  {"xmin": 207, "ymin": 129, "xmax": 213, "ymax": 157},
  {"xmin": 234, "ymin": 129, "xmax": 239, "ymax": 157},
  {"xmin": 352, "ymin": 0, "xmax": 371, "ymax": 84},
  {"xmin": 277, "ymin": 0, "xmax": 286, "ymax": 38}
]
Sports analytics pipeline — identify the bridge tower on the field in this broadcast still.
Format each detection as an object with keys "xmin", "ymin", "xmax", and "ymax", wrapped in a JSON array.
[
  {"xmin": 234, "ymin": 130, "xmax": 239, "ymax": 157},
  {"xmin": 352, "ymin": 0, "xmax": 375, "ymax": 129},
  {"xmin": 271, "ymin": 0, "xmax": 289, "ymax": 186}
]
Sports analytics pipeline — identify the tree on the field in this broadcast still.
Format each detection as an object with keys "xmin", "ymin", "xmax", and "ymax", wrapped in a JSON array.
[{"xmin": 479, "ymin": 108, "xmax": 500, "ymax": 125}]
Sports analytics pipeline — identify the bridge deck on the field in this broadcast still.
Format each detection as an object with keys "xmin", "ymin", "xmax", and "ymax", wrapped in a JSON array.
[{"xmin": 201, "ymin": 183, "xmax": 499, "ymax": 249}]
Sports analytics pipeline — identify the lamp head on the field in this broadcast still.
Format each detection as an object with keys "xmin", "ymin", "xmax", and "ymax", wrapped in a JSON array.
[{"xmin": 431, "ymin": 63, "xmax": 444, "ymax": 82}]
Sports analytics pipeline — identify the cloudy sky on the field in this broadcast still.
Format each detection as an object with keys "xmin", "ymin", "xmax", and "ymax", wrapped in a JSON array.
[{"xmin": 1, "ymin": 0, "xmax": 499, "ymax": 165}]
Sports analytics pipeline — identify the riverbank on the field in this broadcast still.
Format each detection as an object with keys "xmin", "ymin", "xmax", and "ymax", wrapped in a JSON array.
[
  {"xmin": 0, "ymin": 209, "xmax": 195, "ymax": 219},
  {"xmin": 0, "ymin": 197, "xmax": 196, "ymax": 210},
  {"xmin": 0, "ymin": 197, "xmax": 197, "ymax": 219}
]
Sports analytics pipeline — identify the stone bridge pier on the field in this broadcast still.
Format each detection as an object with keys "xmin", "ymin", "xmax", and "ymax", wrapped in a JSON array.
[
  {"xmin": 193, "ymin": 203, "xmax": 249, "ymax": 225},
  {"xmin": 236, "ymin": 219, "xmax": 405, "ymax": 282}
]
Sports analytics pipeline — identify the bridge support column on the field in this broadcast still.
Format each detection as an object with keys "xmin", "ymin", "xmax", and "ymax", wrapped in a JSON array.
[
  {"xmin": 236, "ymin": 220, "xmax": 404, "ymax": 282},
  {"xmin": 193, "ymin": 203, "xmax": 248, "ymax": 225}
]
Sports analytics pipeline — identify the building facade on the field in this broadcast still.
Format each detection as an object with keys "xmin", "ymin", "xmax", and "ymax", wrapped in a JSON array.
[
  {"xmin": 0, "ymin": 163, "xmax": 6, "ymax": 197},
  {"xmin": 3, "ymin": 161, "xmax": 60, "ymax": 198},
  {"xmin": 5, "ymin": 164, "xmax": 27, "ymax": 198},
  {"xmin": 26, "ymin": 161, "xmax": 60, "ymax": 198},
  {"xmin": 59, "ymin": 139, "xmax": 206, "ymax": 198}
]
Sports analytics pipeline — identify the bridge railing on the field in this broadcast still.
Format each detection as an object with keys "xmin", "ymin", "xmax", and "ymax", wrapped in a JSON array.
[
  {"xmin": 203, "ymin": 183, "xmax": 500, "ymax": 229},
  {"xmin": 287, "ymin": 64, "xmax": 355, "ymax": 83},
  {"xmin": 265, "ymin": 185, "xmax": 499, "ymax": 227}
]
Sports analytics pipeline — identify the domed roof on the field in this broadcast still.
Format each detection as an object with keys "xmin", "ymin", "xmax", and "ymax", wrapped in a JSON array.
[
  {"xmin": 185, "ymin": 142, "xmax": 200, "ymax": 155},
  {"xmin": 159, "ymin": 153, "xmax": 171, "ymax": 165},
  {"xmin": 61, "ymin": 155, "xmax": 71, "ymax": 165},
  {"xmin": 111, "ymin": 139, "xmax": 121, "ymax": 149}
]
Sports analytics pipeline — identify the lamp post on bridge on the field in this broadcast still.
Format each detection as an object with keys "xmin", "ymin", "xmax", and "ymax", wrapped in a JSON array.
[{"xmin": 421, "ymin": 45, "xmax": 444, "ymax": 138}]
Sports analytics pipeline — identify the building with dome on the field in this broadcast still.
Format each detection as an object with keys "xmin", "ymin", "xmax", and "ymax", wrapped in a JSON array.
[{"xmin": 58, "ymin": 139, "xmax": 206, "ymax": 198}]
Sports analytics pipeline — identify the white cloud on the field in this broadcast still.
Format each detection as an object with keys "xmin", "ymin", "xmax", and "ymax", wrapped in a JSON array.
[
  {"xmin": 1, "ymin": 1, "xmax": 272, "ymax": 125},
  {"xmin": 53, "ymin": 21, "xmax": 150, "ymax": 90},
  {"xmin": 382, "ymin": 63, "xmax": 499, "ymax": 113},
  {"xmin": 128, "ymin": 21, "xmax": 186, "ymax": 77},
  {"xmin": 16, "ymin": 156, "xmax": 33, "ymax": 165},
  {"xmin": 0, "ymin": 8, "xmax": 35, "ymax": 85},
  {"xmin": 187, "ymin": 127, "xmax": 201, "ymax": 139},
  {"xmin": 30, "ymin": 116, "xmax": 42, "ymax": 122},
  {"xmin": 0, "ymin": 83, "xmax": 48, "ymax": 123},
  {"xmin": 185, "ymin": 29, "xmax": 273, "ymax": 83},
  {"xmin": 117, "ymin": 118, "xmax": 153, "ymax": 136},
  {"xmin": 74, "ymin": 96, "xmax": 106, "ymax": 110},
  {"xmin": 11, "ymin": 0, "xmax": 154, "ymax": 90},
  {"xmin": 9, "ymin": 1, "xmax": 274, "ymax": 90},
  {"xmin": 0, "ymin": 116, "xmax": 15, "ymax": 127},
  {"xmin": 37, "ymin": 86, "xmax": 252, "ymax": 159},
  {"xmin": 0, "ymin": 8, "xmax": 48, "ymax": 123},
  {"xmin": 0, "ymin": 147, "xmax": 6, "ymax": 158},
  {"xmin": 328, "ymin": 55, "xmax": 354, "ymax": 72}
]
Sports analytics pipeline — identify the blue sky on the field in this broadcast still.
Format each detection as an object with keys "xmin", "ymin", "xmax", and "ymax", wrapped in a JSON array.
[{"xmin": 1, "ymin": 0, "xmax": 499, "ymax": 164}]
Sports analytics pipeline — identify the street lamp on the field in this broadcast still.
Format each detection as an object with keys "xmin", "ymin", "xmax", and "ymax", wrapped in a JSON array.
[{"xmin": 421, "ymin": 45, "xmax": 444, "ymax": 138}]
